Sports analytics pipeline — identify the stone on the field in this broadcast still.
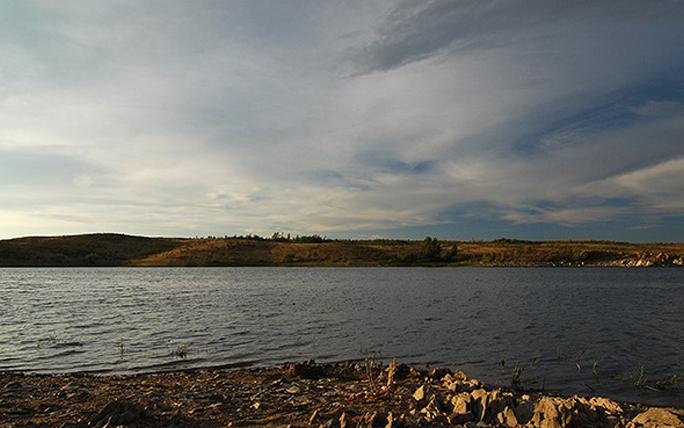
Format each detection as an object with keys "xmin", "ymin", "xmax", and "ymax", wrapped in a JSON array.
[
  {"xmin": 514, "ymin": 400, "xmax": 535, "ymax": 425},
  {"xmin": 443, "ymin": 380, "xmax": 459, "ymax": 392},
  {"xmin": 448, "ymin": 411, "xmax": 475, "ymax": 425},
  {"xmin": 588, "ymin": 396, "xmax": 622, "ymax": 415},
  {"xmin": 630, "ymin": 408, "xmax": 684, "ymax": 428},
  {"xmin": 339, "ymin": 412, "xmax": 348, "ymax": 428},
  {"xmin": 429, "ymin": 367, "xmax": 451, "ymax": 380},
  {"xmin": 286, "ymin": 385, "xmax": 301, "ymax": 394},
  {"xmin": 466, "ymin": 378, "xmax": 482, "ymax": 389},
  {"xmin": 412, "ymin": 385, "xmax": 428, "ymax": 402},
  {"xmin": 385, "ymin": 411, "xmax": 394, "ymax": 428},
  {"xmin": 321, "ymin": 418, "xmax": 336, "ymax": 428},
  {"xmin": 361, "ymin": 411, "xmax": 378, "ymax": 426},
  {"xmin": 58, "ymin": 422, "xmax": 88, "ymax": 428},
  {"xmin": 388, "ymin": 364, "xmax": 411, "ymax": 381},
  {"xmin": 529, "ymin": 396, "xmax": 604, "ymax": 428},
  {"xmin": 451, "ymin": 392, "xmax": 472, "ymax": 415},
  {"xmin": 496, "ymin": 406, "xmax": 518, "ymax": 427},
  {"xmin": 469, "ymin": 389, "xmax": 487, "ymax": 417},
  {"xmin": 385, "ymin": 360, "xmax": 397, "ymax": 387},
  {"xmin": 453, "ymin": 370, "xmax": 468, "ymax": 381},
  {"xmin": 89, "ymin": 400, "xmax": 147, "ymax": 427},
  {"xmin": 420, "ymin": 395, "xmax": 443, "ymax": 420},
  {"xmin": 309, "ymin": 409, "xmax": 320, "ymax": 424},
  {"xmin": 530, "ymin": 397, "xmax": 568, "ymax": 428},
  {"xmin": 2, "ymin": 381, "xmax": 31, "ymax": 395},
  {"xmin": 473, "ymin": 389, "xmax": 510, "ymax": 423},
  {"xmin": 287, "ymin": 362, "xmax": 326, "ymax": 380},
  {"xmin": 449, "ymin": 393, "xmax": 475, "ymax": 425},
  {"xmin": 60, "ymin": 382, "xmax": 82, "ymax": 393}
]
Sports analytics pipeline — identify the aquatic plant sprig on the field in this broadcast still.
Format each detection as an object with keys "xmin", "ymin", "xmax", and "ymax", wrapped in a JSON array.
[{"xmin": 173, "ymin": 343, "xmax": 190, "ymax": 359}]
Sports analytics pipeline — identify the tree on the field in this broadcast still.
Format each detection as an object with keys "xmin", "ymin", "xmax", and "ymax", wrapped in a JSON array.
[
  {"xmin": 422, "ymin": 237, "xmax": 442, "ymax": 260},
  {"xmin": 443, "ymin": 244, "xmax": 458, "ymax": 262}
]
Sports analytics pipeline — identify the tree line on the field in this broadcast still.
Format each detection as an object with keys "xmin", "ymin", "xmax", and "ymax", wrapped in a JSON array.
[{"xmin": 195, "ymin": 233, "xmax": 329, "ymax": 243}]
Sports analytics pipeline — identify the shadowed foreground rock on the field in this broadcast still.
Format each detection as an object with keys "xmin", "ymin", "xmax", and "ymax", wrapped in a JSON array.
[{"xmin": 1, "ymin": 361, "xmax": 682, "ymax": 427}]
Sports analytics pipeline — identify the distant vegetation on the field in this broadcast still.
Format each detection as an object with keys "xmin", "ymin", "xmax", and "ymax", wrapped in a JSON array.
[
  {"xmin": 269, "ymin": 232, "xmax": 329, "ymax": 243},
  {"xmin": 0, "ymin": 234, "xmax": 181, "ymax": 267},
  {"xmin": 0, "ymin": 233, "xmax": 682, "ymax": 267},
  {"xmin": 190, "ymin": 233, "xmax": 330, "ymax": 243}
]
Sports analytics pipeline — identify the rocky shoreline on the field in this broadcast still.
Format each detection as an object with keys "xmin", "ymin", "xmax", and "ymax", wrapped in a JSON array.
[{"xmin": 1, "ymin": 361, "xmax": 682, "ymax": 427}]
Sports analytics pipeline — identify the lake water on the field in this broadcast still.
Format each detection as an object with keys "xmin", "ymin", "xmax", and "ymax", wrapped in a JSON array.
[{"xmin": 0, "ymin": 267, "xmax": 682, "ymax": 406}]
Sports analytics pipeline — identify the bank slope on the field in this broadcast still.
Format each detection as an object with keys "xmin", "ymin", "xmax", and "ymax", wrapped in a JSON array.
[
  {"xmin": 0, "ymin": 234, "xmax": 185, "ymax": 267},
  {"xmin": 1, "ymin": 234, "xmax": 683, "ymax": 267}
]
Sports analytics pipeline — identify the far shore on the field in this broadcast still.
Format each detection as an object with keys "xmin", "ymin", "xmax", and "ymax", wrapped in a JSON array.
[
  {"xmin": 2, "ymin": 361, "xmax": 682, "ymax": 427},
  {"xmin": 1, "ymin": 233, "xmax": 684, "ymax": 268}
]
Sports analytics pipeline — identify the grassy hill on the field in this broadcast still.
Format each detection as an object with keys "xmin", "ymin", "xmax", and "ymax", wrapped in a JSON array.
[
  {"xmin": 0, "ymin": 234, "xmax": 184, "ymax": 267},
  {"xmin": 0, "ymin": 234, "xmax": 683, "ymax": 267}
]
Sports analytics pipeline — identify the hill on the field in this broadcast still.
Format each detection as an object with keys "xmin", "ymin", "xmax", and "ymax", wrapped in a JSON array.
[
  {"xmin": 0, "ymin": 234, "xmax": 183, "ymax": 267},
  {"xmin": 0, "ymin": 234, "xmax": 683, "ymax": 267}
]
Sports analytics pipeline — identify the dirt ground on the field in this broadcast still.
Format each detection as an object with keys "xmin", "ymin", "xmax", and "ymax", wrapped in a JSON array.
[{"xmin": 1, "ymin": 361, "xmax": 682, "ymax": 427}]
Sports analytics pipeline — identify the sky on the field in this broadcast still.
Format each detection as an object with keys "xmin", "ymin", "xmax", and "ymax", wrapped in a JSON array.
[{"xmin": 2, "ymin": 0, "xmax": 684, "ymax": 241}]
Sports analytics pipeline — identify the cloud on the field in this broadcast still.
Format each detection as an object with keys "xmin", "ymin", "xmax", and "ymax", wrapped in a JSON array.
[
  {"xmin": 353, "ymin": 0, "xmax": 684, "ymax": 74},
  {"xmin": 501, "ymin": 206, "xmax": 628, "ymax": 226},
  {"xmin": 1, "ymin": 1, "xmax": 684, "ymax": 239}
]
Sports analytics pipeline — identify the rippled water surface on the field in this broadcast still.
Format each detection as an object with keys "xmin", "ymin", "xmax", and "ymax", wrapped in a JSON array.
[{"xmin": 1, "ymin": 267, "xmax": 682, "ymax": 406}]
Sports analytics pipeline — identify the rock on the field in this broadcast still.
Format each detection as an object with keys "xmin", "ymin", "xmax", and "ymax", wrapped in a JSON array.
[
  {"xmin": 286, "ymin": 385, "xmax": 301, "ymax": 394},
  {"xmin": 59, "ymin": 382, "xmax": 90, "ymax": 400},
  {"xmin": 385, "ymin": 411, "xmax": 394, "ymax": 428},
  {"xmin": 309, "ymin": 409, "xmax": 320, "ymax": 424},
  {"xmin": 339, "ymin": 411, "xmax": 348, "ymax": 428},
  {"xmin": 448, "ymin": 393, "xmax": 475, "ymax": 425},
  {"xmin": 8, "ymin": 406, "xmax": 34, "ymax": 416},
  {"xmin": 635, "ymin": 257, "xmax": 654, "ymax": 267},
  {"xmin": 412, "ymin": 385, "xmax": 428, "ymax": 402},
  {"xmin": 420, "ymin": 395, "xmax": 443, "ymax": 421},
  {"xmin": 469, "ymin": 389, "xmax": 488, "ymax": 419},
  {"xmin": 59, "ymin": 422, "xmax": 88, "ymax": 428},
  {"xmin": 390, "ymin": 364, "xmax": 412, "ymax": 381},
  {"xmin": 60, "ymin": 382, "xmax": 80, "ymax": 393},
  {"xmin": 429, "ymin": 367, "xmax": 451, "ymax": 380},
  {"xmin": 451, "ymin": 392, "xmax": 472, "ymax": 415},
  {"xmin": 469, "ymin": 388, "xmax": 510, "ymax": 423},
  {"xmin": 287, "ymin": 361, "xmax": 327, "ymax": 380},
  {"xmin": 448, "ymin": 412, "xmax": 475, "ymax": 425},
  {"xmin": 514, "ymin": 400, "xmax": 535, "ymax": 425},
  {"xmin": 530, "ymin": 397, "xmax": 571, "ymax": 428},
  {"xmin": 442, "ymin": 371, "xmax": 463, "ymax": 382},
  {"xmin": 443, "ymin": 380, "xmax": 459, "ymax": 392},
  {"xmin": 89, "ymin": 400, "xmax": 147, "ymax": 427},
  {"xmin": 360, "ymin": 411, "xmax": 379, "ymax": 427},
  {"xmin": 453, "ymin": 370, "xmax": 468, "ymax": 381},
  {"xmin": 497, "ymin": 406, "xmax": 518, "ymax": 427},
  {"xmin": 385, "ymin": 360, "xmax": 397, "ymax": 388},
  {"xmin": 466, "ymin": 378, "xmax": 482, "ymax": 389},
  {"xmin": 529, "ymin": 396, "xmax": 604, "ymax": 428},
  {"xmin": 588, "ymin": 397, "xmax": 622, "ymax": 415},
  {"xmin": 443, "ymin": 371, "xmax": 479, "ymax": 392},
  {"xmin": 2, "ymin": 381, "xmax": 33, "ymax": 395},
  {"xmin": 629, "ymin": 408, "xmax": 684, "ymax": 427}
]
